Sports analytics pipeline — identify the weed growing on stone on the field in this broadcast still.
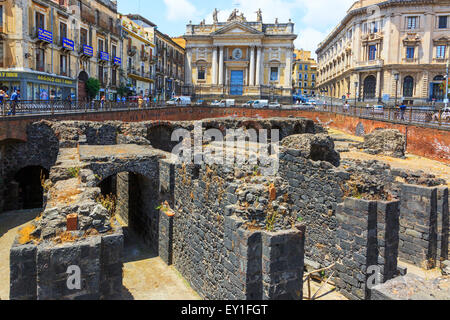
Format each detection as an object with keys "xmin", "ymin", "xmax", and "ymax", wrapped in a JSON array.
[
  {"xmin": 265, "ymin": 207, "xmax": 279, "ymax": 232},
  {"xmin": 96, "ymin": 193, "xmax": 117, "ymax": 217},
  {"xmin": 67, "ymin": 167, "xmax": 80, "ymax": 178},
  {"xmin": 40, "ymin": 170, "xmax": 52, "ymax": 192}
]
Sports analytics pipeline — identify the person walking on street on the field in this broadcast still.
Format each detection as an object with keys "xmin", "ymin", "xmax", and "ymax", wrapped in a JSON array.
[
  {"xmin": 138, "ymin": 96, "xmax": 143, "ymax": 109},
  {"xmin": 10, "ymin": 89, "xmax": 20, "ymax": 115},
  {"xmin": 0, "ymin": 90, "xmax": 7, "ymax": 115},
  {"xmin": 400, "ymin": 103, "xmax": 407, "ymax": 121},
  {"xmin": 100, "ymin": 95, "xmax": 105, "ymax": 110}
]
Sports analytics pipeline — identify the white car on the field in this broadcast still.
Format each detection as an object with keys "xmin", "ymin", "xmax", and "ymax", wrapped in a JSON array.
[
  {"xmin": 242, "ymin": 101, "xmax": 254, "ymax": 107},
  {"xmin": 268, "ymin": 102, "xmax": 281, "ymax": 109},
  {"xmin": 253, "ymin": 100, "xmax": 269, "ymax": 108}
]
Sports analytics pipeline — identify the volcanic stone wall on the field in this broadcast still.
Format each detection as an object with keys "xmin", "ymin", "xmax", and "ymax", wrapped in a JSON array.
[
  {"xmin": 334, "ymin": 198, "xmax": 400, "ymax": 300},
  {"xmin": 398, "ymin": 184, "xmax": 439, "ymax": 268},
  {"xmin": 10, "ymin": 229, "xmax": 123, "ymax": 300}
]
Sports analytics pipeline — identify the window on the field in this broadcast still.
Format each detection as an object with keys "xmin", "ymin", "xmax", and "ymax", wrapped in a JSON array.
[
  {"xmin": 304, "ymin": 82, "xmax": 308, "ymax": 88},
  {"xmin": 304, "ymin": 74, "xmax": 308, "ymax": 80},
  {"xmin": 368, "ymin": 45, "xmax": 377, "ymax": 60},
  {"xmin": 36, "ymin": 48, "xmax": 45, "ymax": 71},
  {"xmin": 312, "ymin": 74, "xmax": 316, "ymax": 80},
  {"xmin": 98, "ymin": 65, "xmax": 104, "ymax": 84},
  {"xmin": 437, "ymin": 45, "xmax": 446, "ymax": 59},
  {"xmin": 0, "ymin": 6, "xmax": 3, "ymax": 28},
  {"xmin": 298, "ymin": 64, "xmax": 302, "ymax": 70},
  {"xmin": 406, "ymin": 47, "xmax": 415, "ymax": 59},
  {"xmin": 407, "ymin": 16, "xmax": 418, "ymax": 30},
  {"xmin": 304, "ymin": 65, "xmax": 308, "ymax": 71},
  {"xmin": 112, "ymin": 44, "xmax": 117, "ymax": 58},
  {"xmin": 112, "ymin": 69, "xmax": 117, "ymax": 86},
  {"xmin": 197, "ymin": 66, "xmax": 205, "ymax": 80},
  {"xmin": 0, "ymin": 41, "xmax": 3, "ymax": 67},
  {"xmin": 60, "ymin": 22, "xmax": 67, "ymax": 42},
  {"xmin": 60, "ymin": 54, "xmax": 67, "ymax": 75},
  {"xmin": 298, "ymin": 73, "xmax": 302, "ymax": 80},
  {"xmin": 80, "ymin": 28, "xmax": 88, "ymax": 46},
  {"xmin": 270, "ymin": 67, "xmax": 278, "ymax": 81},
  {"xmin": 98, "ymin": 39, "xmax": 104, "ymax": 52},
  {"xmin": 35, "ymin": 11, "xmax": 45, "ymax": 30},
  {"xmin": 438, "ymin": 16, "xmax": 448, "ymax": 29}
]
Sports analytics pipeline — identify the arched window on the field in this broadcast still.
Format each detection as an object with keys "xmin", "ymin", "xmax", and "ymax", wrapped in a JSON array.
[{"xmin": 403, "ymin": 76, "xmax": 414, "ymax": 97}]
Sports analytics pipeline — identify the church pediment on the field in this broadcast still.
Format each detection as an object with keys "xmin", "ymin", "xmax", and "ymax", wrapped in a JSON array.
[{"xmin": 212, "ymin": 22, "xmax": 263, "ymax": 37}]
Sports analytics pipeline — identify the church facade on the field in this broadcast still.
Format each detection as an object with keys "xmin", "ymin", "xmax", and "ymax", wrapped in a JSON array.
[{"xmin": 183, "ymin": 9, "xmax": 297, "ymax": 102}]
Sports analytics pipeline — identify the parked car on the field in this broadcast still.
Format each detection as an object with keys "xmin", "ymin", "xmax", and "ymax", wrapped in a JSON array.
[
  {"xmin": 268, "ymin": 102, "xmax": 281, "ymax": 109},
  {"xmin": 194, "ymin": 100, "xmax": 206, "ymax": 106},
  {"xmin": 253, "ymin": 100, "xmax": 269, "ymax": 108},
  {"xmin": 433, "ymin": 107, "xmax": 450, "ymax": 122},
  {"xmin": 371, "ymin": 105, "xmax": 384, "ymax": 115},
  {"xmin": 211, "ymin": 100, "xmax": 221, "ymax": 106},
  {"xmin": 243, "ymin": 100, "xmax": 254, "ymax": 107},
  {"xmin": 166, "ymin": 96, "xmax": 191, "ymax": 106},
  {"xmin": 213, "ymin": 99, "xmax": 235, "ymax": 107}
]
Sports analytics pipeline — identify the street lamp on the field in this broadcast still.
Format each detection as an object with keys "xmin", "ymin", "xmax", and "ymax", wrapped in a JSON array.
[
  {"xmin": 445, "ymin": 59, "xmax": 449, "ymax": 108},
  {"xmin": 354, "ymin": 81, "xmax": 359, "ymax": 109},
  {"xmin": 394, "ymin": 73, "xmax": 400, "ymax": 107}
]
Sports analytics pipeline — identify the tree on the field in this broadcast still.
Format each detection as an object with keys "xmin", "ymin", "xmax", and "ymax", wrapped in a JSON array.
[
  {"xmin": 117, "ymin": 84, "xmax": 131, "ymax": 98},
  {"xmin": 85, "ymin": 78, "xmax": 100, "ymax": 100}
]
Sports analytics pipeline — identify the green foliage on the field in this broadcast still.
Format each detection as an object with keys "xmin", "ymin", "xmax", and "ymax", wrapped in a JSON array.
[
  {"xmin": 85, "ymin": 78, "xmax": 100, "ymax": 100},
  {"xmin": 67, "ymin": 167, "xmax": 80, "ymax": 178},
  {"xmin": 297, "ymin": 216, "xmax": 304, "ymax": 223},
  {"xmin": 265, "ymin": 209, "xmax": 279, "ymax": 232},
  {"xmin": 117, "ymin": 84, "xmax": 131, "ymax": 98}
]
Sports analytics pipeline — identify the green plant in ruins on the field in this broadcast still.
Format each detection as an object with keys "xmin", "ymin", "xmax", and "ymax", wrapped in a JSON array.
[
  {"xmin": 265, "ymin": 208, "xmax": 279, "ymax": 232},
  {"xmin": 96, "ymin": 193, "xmax": 117, "ymax": 217},
  {"xmin": 67, "ymin": 167, "xmax": 80, "ymax": 178}
]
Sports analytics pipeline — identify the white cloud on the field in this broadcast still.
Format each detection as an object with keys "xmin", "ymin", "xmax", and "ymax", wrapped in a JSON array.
[{"xmin": 164, "ymin": 0, "xmax": 198, "ymax": 22}]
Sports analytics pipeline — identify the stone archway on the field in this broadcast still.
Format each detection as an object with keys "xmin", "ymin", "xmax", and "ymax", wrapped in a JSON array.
[
  {"xmin": 13, "ymin": 166, "xmax": 49, "ymax": 210},
  {"xmin": 78, "ymin": 71, "xmax": 89, "ymax": 102}
]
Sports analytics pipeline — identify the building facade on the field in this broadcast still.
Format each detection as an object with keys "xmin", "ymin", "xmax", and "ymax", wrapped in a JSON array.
[
  {"xmin": 0, "ymin": 0, "xmax": 123, "ymax": 101},
  {"xmin": 120, "ymin": 14, "xmax": 156, "ymax": 98},
  {"xmin": 292, "ymin": 49, "xmax": 318, "ymax": 96},
  {"xmin": 154, "ymin": 30, "xmax": 185, "ymax": 101},
  {"xmin": 316, "ymin": 0, "xmax": 450, "ymax": 105},
  {"xmin": 183, "ymin": 9, "xmax": 296, "ymax": 102}
]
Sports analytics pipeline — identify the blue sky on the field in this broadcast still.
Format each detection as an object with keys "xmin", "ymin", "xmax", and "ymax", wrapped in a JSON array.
[{"xmin": 117, "ymin": 0, "xmax": 356, "ymax": 57}]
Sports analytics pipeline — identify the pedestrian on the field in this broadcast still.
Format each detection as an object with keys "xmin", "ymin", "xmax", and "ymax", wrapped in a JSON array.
[
  {"xmin": 399, "ymin": 103, "xmax": 407, "ymax": 121},
  {"xmin": 344, "ymin": 101, "xmax": 350, "ymax": 113},
  {"xmin": 10, "ymin": 89, "xmax": 20, "ymax": 115},
  {"xmin": 100, "ymin": 95, "xmax": 105, "ymax": 109},
  {"xmin": 0, "ymin": 90, "xmax": 5, "ymax": 115},
  {"xmin": 138, "ymin": 96, "xmax": 143, "ymax": 109}
]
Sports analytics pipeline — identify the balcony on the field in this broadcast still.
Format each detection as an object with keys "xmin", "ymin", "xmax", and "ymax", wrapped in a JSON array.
[
  {"xmin": 128, "ymin": 46, "xmax": 137, "ymax": 57},
  {"xmin": 355, "ymin": 59, "xmax": 384, "ymax": 69},
  {"xmin": 141, "ymin": 52, "xmax": 149, "ymax": 62},
  {"xmin": 402, "ymin": 57, "xmax": 418, "ymax": 64}
]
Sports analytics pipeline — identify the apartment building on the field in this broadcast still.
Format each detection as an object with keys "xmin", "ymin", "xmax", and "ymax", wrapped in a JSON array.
[
  {"xmin": 120, "ymin": 14, "xmax": 156, "ymax": 98},
  {"xmin": 316, "ymin": 0, "xmax": 450, "ymax": 105},
  {"xmin": 155, "ymin": 29, "xmax": 185, "ymax": 101},
  {"xmin": 292, "ymin": 49, "xmax": 318, "ymax": 96}
]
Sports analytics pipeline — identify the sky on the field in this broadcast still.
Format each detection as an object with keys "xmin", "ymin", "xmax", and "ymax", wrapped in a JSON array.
[{"xmin": 117, "ymin": 0, "xmax": 356, "ymax": 58}]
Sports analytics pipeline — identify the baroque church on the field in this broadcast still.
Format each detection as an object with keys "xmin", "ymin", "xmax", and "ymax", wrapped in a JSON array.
[{"xmin": 183, "ymin": 9, "xmax": 297, "ymax": 102}]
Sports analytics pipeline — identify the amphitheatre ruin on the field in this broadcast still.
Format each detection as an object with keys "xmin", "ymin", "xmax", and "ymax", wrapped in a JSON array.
[{"xmin": 0, "ymin": 106, "xmax": 449, "ymax": 300}]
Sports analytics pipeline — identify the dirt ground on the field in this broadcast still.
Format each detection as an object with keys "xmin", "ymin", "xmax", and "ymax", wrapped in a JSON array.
[
  {"xmin": 0, "ymin": 209, "xmax": 41, "ymax": 300},
  {"xmin": 328, "ymin": 128, "xmax": 450, "ymax": 186}
]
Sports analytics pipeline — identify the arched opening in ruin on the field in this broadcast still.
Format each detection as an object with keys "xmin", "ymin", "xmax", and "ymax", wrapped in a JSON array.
[
  {"xmin": 13, "ymin": 166, "xmax": 49, "ymax": 210},
  {"xmin": 98, "ymin": 171, "xmax": 160, "ymax": 260},
  {"xmin": 147, "ymin": 125, "xmax": 175, "ymax": 153}
]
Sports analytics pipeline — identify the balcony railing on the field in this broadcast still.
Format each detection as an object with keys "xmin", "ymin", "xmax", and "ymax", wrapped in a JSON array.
[{"xmin": 355, "ymin": 59, "xmax": 384, "ymax": 68}]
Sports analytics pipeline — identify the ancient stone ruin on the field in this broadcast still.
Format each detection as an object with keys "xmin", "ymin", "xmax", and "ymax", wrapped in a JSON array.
[{"xmin": 3, "ymin": 117, "xmax": 449, "ymax": 300}]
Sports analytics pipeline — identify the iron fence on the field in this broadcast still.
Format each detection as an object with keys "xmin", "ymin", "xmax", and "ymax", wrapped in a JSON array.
[{"xmin": 1, "ymin": 100, "xmax": 448, "ymax": 128}]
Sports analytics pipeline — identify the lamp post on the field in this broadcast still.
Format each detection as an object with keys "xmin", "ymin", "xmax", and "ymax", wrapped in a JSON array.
[
  {"xmin": 354, "ymin": 81, "xmax": 359, "ymax": 109},
  {"xmin": 394, "ymin": 73, "xmax": 400, "ymax": 107},
  {"xmin": 445, "ymin": 59, "xmax": 449, "ymax": 108}
]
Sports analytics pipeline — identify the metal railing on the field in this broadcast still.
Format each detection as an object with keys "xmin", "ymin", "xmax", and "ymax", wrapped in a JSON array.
[{"xmin": 0, "ymin": 100, "xmax": 449, "ymax": 128}]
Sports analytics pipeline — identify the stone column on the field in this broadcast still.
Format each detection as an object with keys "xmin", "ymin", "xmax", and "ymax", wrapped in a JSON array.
[
  {"xmin": 376, "ymin": 70, "xmax": 381, "ymax": 101},
  {"xmin": 185, "ymin": 48, "xmax": 192, "ymax": 85},
  {"xmin": 285, "ymin": 48, "xmax": 293, "ymax": 88},
  {"xmin": 218, "ymin": 46, "xmax": 224, "ymax": 86},
  {"xmin": 249, "ymin": 46, "xmax": 255, "ymax": 86},
  {"xmin": 256, "ymin": 46, "xmax": 262, "ymax": 86},
  {"xmin": 212, "ymin": 46, "xmax": 218, "ymax": 85}
]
